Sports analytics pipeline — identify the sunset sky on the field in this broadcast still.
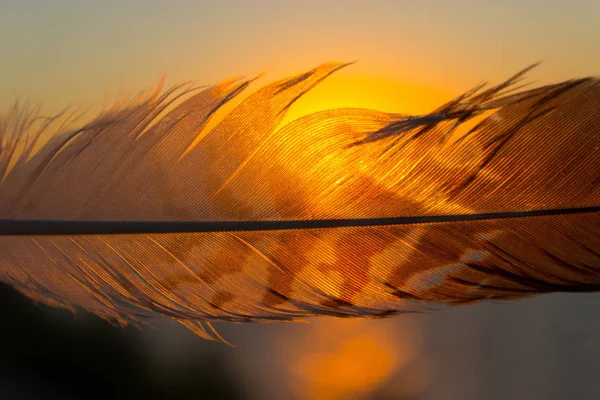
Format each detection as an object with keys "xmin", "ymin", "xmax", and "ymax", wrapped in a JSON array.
[
  {"xmin": 2, "ymin": 2, "xmax": 600, "ymax": 399},
  {"xmin": 1, "ymin": 0, "xmax": 599, "ymax": 119}
]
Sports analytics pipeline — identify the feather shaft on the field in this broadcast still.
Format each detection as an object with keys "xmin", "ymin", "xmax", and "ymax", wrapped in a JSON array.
[{"xmin": 2, "ymin": 206, "xmax": 600, "ymax": 235}]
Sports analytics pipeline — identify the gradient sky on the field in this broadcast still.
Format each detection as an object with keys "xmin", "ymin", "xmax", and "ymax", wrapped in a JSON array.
[
  {"xmin": 2, "ymin": 2, "xmax": 600, "ymax": 399},
  {"xmin": 1, "ymin": 0, "xmax": 599, "ymax": 119}
]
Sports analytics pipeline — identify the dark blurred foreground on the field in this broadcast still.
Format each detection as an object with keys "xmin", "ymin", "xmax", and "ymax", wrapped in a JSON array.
[{"xmin": 0, "ymin": 283, "xmax": 245, "ymax": 400}]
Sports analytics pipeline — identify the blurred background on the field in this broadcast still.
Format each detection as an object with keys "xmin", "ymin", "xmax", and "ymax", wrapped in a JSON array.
[
  {"xmin": 1, "ymin": 1, "xmax": 600, "ymax": 399},
  {"xmin": 3, "ymin": 284, "xmax": 600, "ymax": 399}
]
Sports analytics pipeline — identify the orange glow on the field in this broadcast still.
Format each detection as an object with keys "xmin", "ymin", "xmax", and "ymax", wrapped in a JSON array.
[
  {"xmin": 279, "ymin": 318, "xmax": 428, "ymax": 400},
  {"xmin": 192, "ymin": 68, "xmax": 454, "ymax": 159},
  {"xmin": 279, "ymin": 72, "xmax": 454, "ymax": 128}
]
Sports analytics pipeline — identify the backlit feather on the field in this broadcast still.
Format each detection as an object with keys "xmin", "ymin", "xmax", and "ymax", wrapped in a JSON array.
[{"xmin": 1, "ymin": 62, "xmax": 599, "ymax": 340}]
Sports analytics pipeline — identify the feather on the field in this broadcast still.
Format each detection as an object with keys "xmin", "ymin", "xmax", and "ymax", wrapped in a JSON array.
[{"xmin": 1, "ymin": 62, "xmax": 599, "ymax": 341}]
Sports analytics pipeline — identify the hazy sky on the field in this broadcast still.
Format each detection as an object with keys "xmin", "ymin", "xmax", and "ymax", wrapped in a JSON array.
[{"xmin": 1, "ymin": 0, "xmax": 599, "ymax": 119}]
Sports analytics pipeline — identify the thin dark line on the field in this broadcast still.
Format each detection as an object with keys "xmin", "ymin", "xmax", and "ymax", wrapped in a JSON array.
[{"xmin": 1, "ymin": 206, "xmax": 598, "ymax": 236}]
